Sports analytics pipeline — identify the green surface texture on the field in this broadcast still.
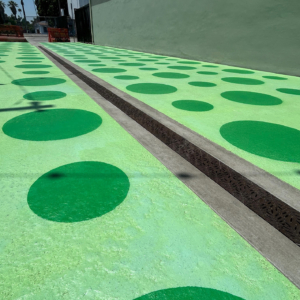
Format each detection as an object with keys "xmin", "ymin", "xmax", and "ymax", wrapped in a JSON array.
[
  {"xmin": 0, "ymin": 43, "xmax": 299, "ymax": 299},
  {"xmin": 43, "ymin": 42, "xmax": 300, "ymax": 191}
]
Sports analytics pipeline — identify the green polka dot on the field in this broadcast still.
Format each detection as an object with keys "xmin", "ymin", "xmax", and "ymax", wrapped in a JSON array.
[
  {"xmin": 75, "ymin": 60, "xmax": 101, "ymax": 63},
  {"xmin": 189, "ymin": 81, "xmax": 216, "ymax": 87},
  {"xmin": 114, "ymin": 75, "xmax": 139, "ymax": 80},
  {"xmin": 222, "ymin": 77, "xmax": 264, "ymax": 85},
  {"xmin": 220, "ymin": 121, "xmax": 300, "ymax": 162},
  {"xmin": 139, "ymin": 68, "xmax": 158, "ymax": 71},
  {"xmin": 223, "ymin": 69, "xmax": 254, "ymax": 74},
  {"xmin": 197, "ymin": 71, "xmax": 218, "ymax": 75},
  {"xmin": 2, "ymin": 109, "xmax": 102, "ymax": 141},
  {"xmin": 22, "ymin": 71, "xmax": 50, "ymax": 75},
  {"xmin": 136, "ymin": 59, "xmax": 158, "ymax": 62},
  {"xmin": 17, "ymin": 57, "xmax": 44, "ymax": 60},
  {"xmin": 98, "ymin": 56, "xmax": 117, "ymax": 59},
  {"xmin": 126, "ymin": 83, "xmax": 177, "ymax": 94},
  {"xmin": 172, "ymin": 100, "xmax": 214, "ymax": 111},
  {"xmin": 153, "ymin": 72, "xmax": 189, "ymax": 79},
  {"xmin": 178, "ymin": 61, "xmax": 201, "ymax": 65},
  {"xmin": 0, "ymin": 54, "xmax": 8, "ymax": 56},
  {"xmin": 202, "ymin": 65, "xmax": 218, "ymax": 68},
  {"xmin": 134, "ymin": 287, "xmax": 244, "ymax": 300},
  {"xmin": 23, "ymin": 91, "xmax": 67, "ymax": 101},
  {"xmin": 88, "ymin": 63, "xmax": 106, "ymax": 66},
  {"xmin": 15, "ymin": 64, "xmax": 52, "ymax": 69},
  {"xmin": 276, "ymin": 88, "xmax": 300, "ymax": 95},
  {"xmin": 27, "ymin": 161, "xmax": 130, "ymax": 223},
  {"xmin": 12, "ymin": 77, "xmax": 66, "ymax": 86},
  {"xmin": 168, "ymin": 66, "xmax": 197, "ymax": 70},
  {"xmin": 92, "ymin": 68, "xmax": 127, "ymax": 73},
  {"xmin": 22, "ymin": 61, "xmax": 43, "ymax": 63},
  {"xmin": 221, "ymin": 91, "xmax": 282, "ymax": 106},
  {"xmin": 119, "ymin": 63, "xmax": 146, "ymax": 66},
  {"xmin": 0, "ymin": 60, "xmax": 5, "ymax": 63},
  {"xmin": 263, "ymin": 76, "xmax": 287, "ymax": 80}
]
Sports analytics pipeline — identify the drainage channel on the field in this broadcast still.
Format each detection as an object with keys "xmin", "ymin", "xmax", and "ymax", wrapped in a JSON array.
[{"xmin": 40, "ymin": 45, "xmax": 300, "ymax": 246}]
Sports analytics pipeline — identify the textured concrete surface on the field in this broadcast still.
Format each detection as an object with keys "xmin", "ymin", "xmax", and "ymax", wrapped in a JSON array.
[
  {"xmin": 42, "ymin": 43, "xmax": 300, "ymax": 195},
  {"xmin": 1, "ymin": 43, "xmax": 300, "ymax": 299},
  {"xmin": 90, "ymin": 0, "xmax": 300, "ymax": 76}
]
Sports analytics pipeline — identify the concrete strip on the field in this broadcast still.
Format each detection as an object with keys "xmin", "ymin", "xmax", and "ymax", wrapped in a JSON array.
[{"xmin": 38, "ymin": 44, "xmax": 300, "ymax": 288}]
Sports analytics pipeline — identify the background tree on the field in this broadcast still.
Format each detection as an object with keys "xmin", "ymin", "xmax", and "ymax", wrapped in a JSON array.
[
  {"xmin": 8, "ymin": 1, "xmax": 18, "ymax": 20},
  {"xmin": 0, "ymin": 1, "xmax": 5, "ymax": 24},
  {"xmin": 35, "ymin": 0, "xmax": 69, "ymax": 17}
]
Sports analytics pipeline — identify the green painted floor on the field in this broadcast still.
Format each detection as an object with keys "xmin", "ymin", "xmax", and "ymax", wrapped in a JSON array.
[
  {"xmin": 43, "ymin": 42, "xmax": 300, "ymax": 192},
  {"xmin": 0, "ymin": 42, "xmax": 299, "ymax": 299}
]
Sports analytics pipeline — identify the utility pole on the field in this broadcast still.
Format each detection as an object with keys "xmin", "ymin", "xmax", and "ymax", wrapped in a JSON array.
[{"xmin": 21, "ymin": 0, "xmax": 27, "ymax": 33}]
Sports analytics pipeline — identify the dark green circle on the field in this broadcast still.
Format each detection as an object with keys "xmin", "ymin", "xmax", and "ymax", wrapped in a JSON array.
[
  {"xmin": 23, "ymin": 91, "xmax": 67, "ymax": 101},
  {"xmin": 221, "ymin": 91, "xmax": 282, "ymax": 106},
  {"xmin": 98, "ymin": 56, "xmax": 117, "ymax": 59},
  {"xmin": 189, "ymin": 81, "xmax": 216, "ymax": 87},
  {"xmin": 202, "ymin": 65, "xmax": 218, "ymax": 68},
  {"xmin": 22, "ymin": 71, "xmax": 50, "ymax": 75},
  {"xmin": 119, "ymin": 63, "xmax": 145, "ymax": 66},
  {"xmin": 126, "ymin": 83, "xmax": 177, "ymax": 94},
  {"xmin": 263, "ymin": 76, "xmax": 287, "ymax": 80},
  {"xmin": 277, "ymin": 88, "xmax": 300, "ymax": 95},
  {"xmin": 136, "ymin": 59, "xmax": 158, "ymax": 62},
  {"xmin": 2, "ymin": 109, "xmax": 102, "ymax": 141},
  {"xmin": 223, "ymin": 69, "xmax": 254, "ymax": 74},
  {"xmin": 17, "ymin": 57, "xmax": 44, "ymax": 60},
  {"xmin": 0, "ymin": 60, "xmax": 5, "ymax": 63},
  {"xmin": 168, "ymin": 66, "xmax": 197, "ymax": 70},
  {"xmin": 172, "ymin": 100, "xmax": 214, "ymax": 111},
  {"xmin": 22, "ymin": 61, "xmax": 43, "ymax": 63},
  {"xmin": 220, "ymin": 121, "xmax": 300, "ymax": 162},
  {"xmin": 92, "ymin": 68, "xmax": 127, "ymax": 73},
  {"xmin": 75, "ymin": 60, "xmax": 101, "ymax": 63},
  {"xmin": 12, "ymin": 77, "xmax": 66, "ymax": 86},
  {"xmin": 222, "ymin": 77, "xmax": 264, "ymax": 85},
  {"xmin": 197, "ymin": 71, "xmax": 218, "ymax": 75},
  {"xmin": 139, "ymin": 68, "xmax": 158, "ymax": 71},
  {"xmin": 133, "ymin": 287, "xmax": 244, "ymax": 300},
  {"xmin": 27, "ymin": 161, "xmax": 130, "ymax": 223},
  {"xmin": 177, "ymin": 61, "xmax": 201, "ymax": 65},
  {"xmin": 153, "ymin": 72, "xmax": 189, "ymax": 79},
  {"xmin": 114, "ymin": 75, "xmax": 139, "ymax": 80},
  {"xmin": 0, "ymin": 54, "xmax": 8, "ymax": 56},
  {"xmin": 15, "ymin": 64, "xmax": 52, "ymax": 69}
]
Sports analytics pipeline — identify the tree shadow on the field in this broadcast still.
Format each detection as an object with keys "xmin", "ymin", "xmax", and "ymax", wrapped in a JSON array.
[{"xmin": 0, "ymin": 101, "xmax": 53, "ymax": 112}]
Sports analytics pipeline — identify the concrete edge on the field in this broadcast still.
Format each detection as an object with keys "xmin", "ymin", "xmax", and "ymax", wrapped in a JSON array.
[
  {"xmin": 37, "ymin": 44, "xmax": 300, "ymax": 289},
  {"xmin": 39, "ymin": 45, "xmax": 300, "ymax": 246}
]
